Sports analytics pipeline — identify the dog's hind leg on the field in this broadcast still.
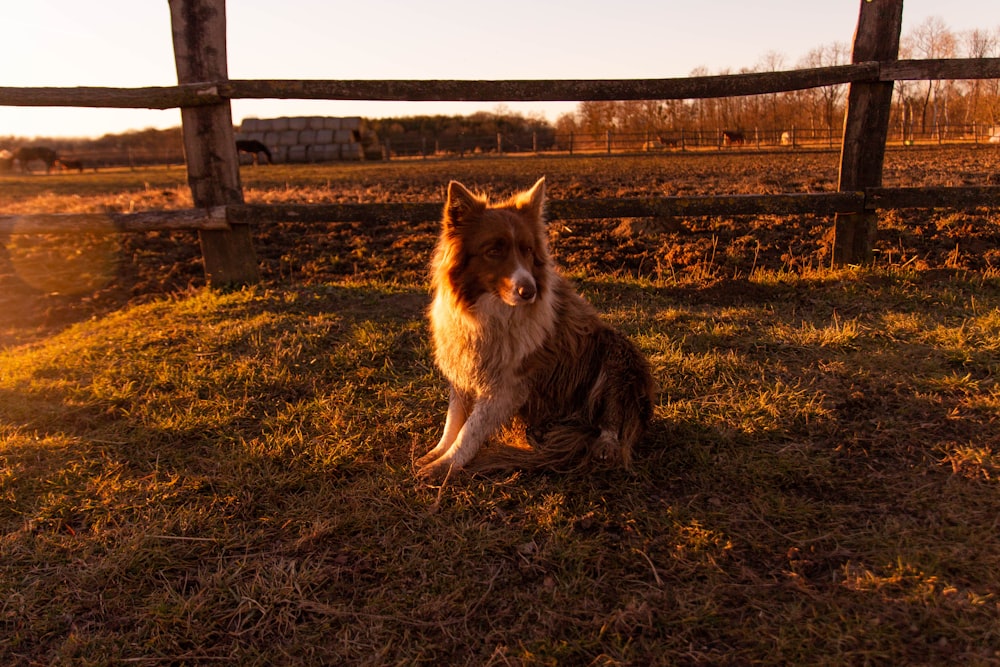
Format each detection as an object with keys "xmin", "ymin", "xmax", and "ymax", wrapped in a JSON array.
[
  {"xmin": 586, "ymin": 332, "xmax": 656, "ymax": 469},
  {"xmin": 583, "ymin": 379, "xmax": 650, "ymax": 470}
]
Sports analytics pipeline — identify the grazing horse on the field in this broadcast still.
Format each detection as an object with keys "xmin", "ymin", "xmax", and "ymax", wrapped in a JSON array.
[
  {"xmin": 722, "ymin": 130, "xmax": 745, "ymax": 148},
  {"xmin": 236, "ymin": 139, "xmax": 272, "ymax": 165},
  {"xmin": 14, "ymin": 146, "xmax": 59, "ymax": 173},
  {"xmin": 57, "ymin": 158, "xmax": 85, "ymax": 173}
]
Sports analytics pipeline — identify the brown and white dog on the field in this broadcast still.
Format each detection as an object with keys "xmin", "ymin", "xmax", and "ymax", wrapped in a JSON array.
[{"xmin": 417, "ymin": 177, "xmax": 656, "ymax": 480}]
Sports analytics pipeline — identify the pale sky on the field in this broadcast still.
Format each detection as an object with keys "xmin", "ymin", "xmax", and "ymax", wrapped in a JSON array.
[{"xmin": 0, "ymin": 0, "xmax": 994, "ymax": 139}]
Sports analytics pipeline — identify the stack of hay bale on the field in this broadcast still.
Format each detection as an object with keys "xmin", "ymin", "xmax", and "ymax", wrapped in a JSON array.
[{"xmin": 236, "ymin": 117, "xmax": 380, "ymax": 164}]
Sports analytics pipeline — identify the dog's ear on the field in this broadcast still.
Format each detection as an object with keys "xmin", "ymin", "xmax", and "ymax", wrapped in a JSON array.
[
  {"xmin": 514, "ymin": 177, "xmax": 546, "ymax": 219},
  {"xmin": 444, "ymin": 181, "xmax": 485, "ymax": 229}
]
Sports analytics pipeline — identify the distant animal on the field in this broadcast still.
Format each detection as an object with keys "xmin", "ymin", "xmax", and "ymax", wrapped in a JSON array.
[
  {"xmin": 417, "ymin": 177, "xmax": 656, "ymax": 480},
  {"xmin": 57, "ymin": 158, "xmax": 84, "ymax": 173},
  {"xmin": 236, "ymin": 139, "xmax": 272, "ymax": 165},
  {"xmin": 0, "ymin": 149, "xmax": 12, "ymax": 172},
  {"xmin": 642, "ymin": 136, "xmax": 678, "ymax": 151},
  {"xmin": 13, "ymin": 146, "xmax": 59, "ymax": 173},
  {"xmin": 722, "ymin": 130, "xmax": 745, "ymax": 147}
]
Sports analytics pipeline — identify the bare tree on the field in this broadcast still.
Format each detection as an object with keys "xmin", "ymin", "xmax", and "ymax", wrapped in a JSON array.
[
  {"xmin": 757, "ymin": 51, "xmax": 788, "ymax": 131},
  {"xmin": 904, "ymin": 16, "xmax": 957, "ymax": 137},
  {"xmin": 798, "ymin": 42, "xmax": 850, "ymax": 137},
  {"xmin": 687, "ymin": 66, "xmax": 713, "ymax": 135},
  {"xmin": 576, "ymin": 101, "xmax": 620, "ymax": 142},
  {"xmin": 988, "ymin": 27, "xmax": 1000, "ymax": 126},
  {"xmin": 554, "ymin": 112, "xmax": 578, "ymax": 135},
  {"xmin": 961, "ymin": 28, "xmax": 999, "ymax": 127}
]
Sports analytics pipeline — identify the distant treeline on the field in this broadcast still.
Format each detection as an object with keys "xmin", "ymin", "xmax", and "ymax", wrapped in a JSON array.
[
  {"xmin": 559, "ymin": 19, "xmax": 1000, "ymax": 145},
  {"xmin": 366, "ymin": 110, "xmax": 557, "ymax": 155},
  {"xmin": 1, "ymin": 112, "xmax": 561, "ymax": 165}
]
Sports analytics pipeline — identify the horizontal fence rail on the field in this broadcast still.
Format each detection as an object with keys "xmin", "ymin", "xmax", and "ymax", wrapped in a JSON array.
[
  {"xmin": 0, "ymin": 207, "xmax": 230, "ymax": 234},
  {"xmin": 2, "ymin": 59, "xmax": 999, "ymax": 109},
  {"xmin": 5, "ymin": 186, "xmax": 999, "ymax": 235}
]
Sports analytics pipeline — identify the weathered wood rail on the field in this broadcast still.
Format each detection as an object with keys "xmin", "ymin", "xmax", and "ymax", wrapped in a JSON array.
[
  {"xmin": 5, "ymin": 186, "xmax": 998, "ymax": 236},
  {"xmin": 0, "ymin": 208, "xmax": 230, "ymax": 234},
  {"xmin": 3, "ymin": 59, "xmax": 999, "ymax": 108},
  {"xmin": 1, "ymin": 0, "xmax": 996, "ymax": 281}
]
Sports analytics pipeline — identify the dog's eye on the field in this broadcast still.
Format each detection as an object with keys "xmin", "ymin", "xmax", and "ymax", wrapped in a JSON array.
[
  {"xmin": 522, "ymin": 245, "xmax": 534, "ymax": 257},
  {"xmin": 484, "ymin": 242, "xmax": 506, "ymax": 258}
]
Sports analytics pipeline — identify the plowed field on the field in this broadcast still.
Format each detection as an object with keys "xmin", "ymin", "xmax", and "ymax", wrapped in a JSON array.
[{"xmin": 3, "ymin": 145, "xmax": 999, "ymax": 346}]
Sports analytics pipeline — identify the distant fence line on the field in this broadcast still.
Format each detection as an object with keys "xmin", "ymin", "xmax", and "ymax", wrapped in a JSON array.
[
  {"xmin": 384, "ymin": 123, "xmax": 1000, "ymax": 158},
  {"xmin": 6, "ymin": 122, "xmax": 995, "ymax": 170},
  {"xmin": 1, "ymin": 0, "xmax": 1000, "ymax": 281}
]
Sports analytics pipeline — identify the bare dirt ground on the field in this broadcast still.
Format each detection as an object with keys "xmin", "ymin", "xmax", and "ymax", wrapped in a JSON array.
[{"xmin": 2, "ymin": 146, "xmax": 999, "ymax": 347}]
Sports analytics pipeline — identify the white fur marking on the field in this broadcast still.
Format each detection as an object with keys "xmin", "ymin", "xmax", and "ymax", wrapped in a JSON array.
[{"xmin": 510, "ymin": 265, "xmax": 537, "ymax": 304}]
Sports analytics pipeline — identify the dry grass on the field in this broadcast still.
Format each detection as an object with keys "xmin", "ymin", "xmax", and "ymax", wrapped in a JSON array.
[{"xmin": 2, "ymin": 152, "xmax": 1000, "ymax": 664}]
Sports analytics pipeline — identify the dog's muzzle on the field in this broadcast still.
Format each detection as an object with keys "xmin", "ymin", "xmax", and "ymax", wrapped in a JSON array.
[
  {"xmin": 507, "ymin": 267, "xmax": 537, "ymax": 305},
  {"xmin": 515, "ymin": 283, "xmax": 537, "ymax": 303}
]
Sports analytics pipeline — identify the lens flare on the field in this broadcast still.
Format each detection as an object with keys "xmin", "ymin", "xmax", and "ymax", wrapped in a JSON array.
[{"xmin": 6, "ymin": 216, "xmax": 119, "ymax": 296}]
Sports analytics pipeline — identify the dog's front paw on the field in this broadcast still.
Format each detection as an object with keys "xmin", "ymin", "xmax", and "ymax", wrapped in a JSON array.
[
  {"xmin": 415, "ymin": 456, "xmax": 458, "ymax": 482},
  {"xmin": 415, "ymin": 450, "xmax": 439, "ymax": 467}
]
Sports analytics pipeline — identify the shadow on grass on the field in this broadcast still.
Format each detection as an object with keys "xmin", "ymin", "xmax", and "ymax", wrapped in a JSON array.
[{"xmin": 2, "ymin": 274, "xmax": 999, "ymax": 664}]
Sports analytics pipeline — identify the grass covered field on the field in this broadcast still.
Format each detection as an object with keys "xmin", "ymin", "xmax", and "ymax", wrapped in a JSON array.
[{"xmin": 2, "ymin": 150, "xmax": 1000, "ymax": 664}]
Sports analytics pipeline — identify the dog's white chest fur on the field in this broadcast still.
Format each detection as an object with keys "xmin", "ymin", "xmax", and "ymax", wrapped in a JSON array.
[{"xmin": 430, "ymin": 289, "xmax": 555, "ymax": 396}]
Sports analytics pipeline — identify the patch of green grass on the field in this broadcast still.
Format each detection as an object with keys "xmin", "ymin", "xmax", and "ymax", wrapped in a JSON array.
[{"xmin": 3, "ymin": 265, "xmax": 1000, "ymax": 664}]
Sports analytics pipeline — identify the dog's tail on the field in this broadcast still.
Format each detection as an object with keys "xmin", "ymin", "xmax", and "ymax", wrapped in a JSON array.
[{"xmin": 466, "ymin": 419, "xmax": 631, "ymax": 474}]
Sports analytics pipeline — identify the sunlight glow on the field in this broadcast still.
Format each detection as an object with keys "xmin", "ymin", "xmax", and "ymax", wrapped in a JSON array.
[{"xmin": 6, "ymin": 219, "xmax": 119, "ymax": 296}]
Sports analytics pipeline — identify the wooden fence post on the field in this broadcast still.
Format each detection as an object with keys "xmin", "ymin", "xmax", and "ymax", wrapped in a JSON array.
[
  {"xmin": 833, "ymin": 0, "xmax": 904, "ymax": 266},
  {"xmin": 168, "ymin": 0, "xmax": 259, "ymax": 286}
]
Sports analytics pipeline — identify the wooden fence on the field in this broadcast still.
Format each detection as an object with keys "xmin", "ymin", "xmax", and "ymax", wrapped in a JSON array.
[{"xmin": 2, "ymin": 0, "xmax": 1000, "ymax": 283}]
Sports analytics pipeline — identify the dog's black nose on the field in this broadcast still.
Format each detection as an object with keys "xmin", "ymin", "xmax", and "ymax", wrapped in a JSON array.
[{"xmin": 517, "ymin": 284, "xmax": 536, "ymax": 301}]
